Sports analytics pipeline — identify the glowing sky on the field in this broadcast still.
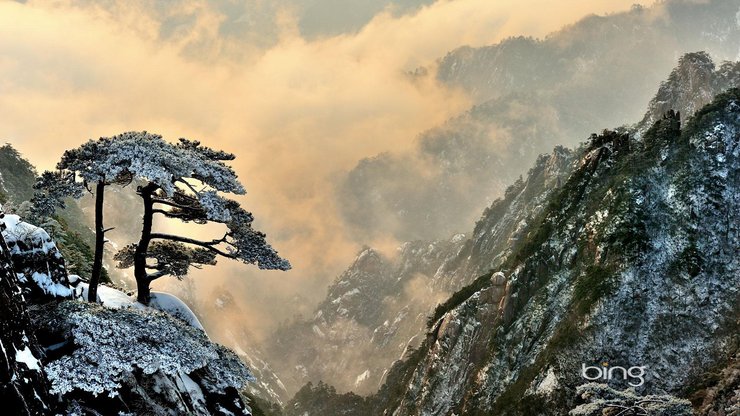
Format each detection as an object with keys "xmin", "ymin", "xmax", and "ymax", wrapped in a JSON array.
[{"xmin": 0, "ymin": 0, "xmax": 641, "ymax": 335}]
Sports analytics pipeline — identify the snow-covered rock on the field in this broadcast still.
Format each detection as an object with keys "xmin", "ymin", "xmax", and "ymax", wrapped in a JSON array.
[
  {"xmin": 33, "ymin": 300, "xmax": 253, "ymax": 415},
  {"xmin": 149, "ymin": 291, "xmax": 205, "ymax": 331},
  {"xmin": 0, "ymin": 213, "xmax": 78, "ymax": 300},
  {"xmin": 0, "ymin": 207, "xmax": 255, "ymax": 415},
  {"xmin": 0, "ymin": 226, "xmax": 54, "ymax": 415}
]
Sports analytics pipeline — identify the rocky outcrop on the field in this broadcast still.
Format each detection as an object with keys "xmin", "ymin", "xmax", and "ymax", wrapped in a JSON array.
[
  {"xmin": 0, "ymin": 211, "xmax": 258, "ymax": 415},
  {"xmin": 0, "ymin": 225, "xmax": 54, "ymax": 415},
  {"xmin": 1, "ymin": 213, "xmax": 80, "ymax": 301},
  {"xmin": 431, "ymin": 145, "xmax": 575, "ymax": 292},
  {"xmin": 640, "ymin": 52, "xmax": 740, "ymax": 129},
  {"xmin": 694, "ymin": 348, "xmax": 740, "ymax": 416},
  {"xmin": 31, "ymin": 301, "xmax": 253, "ymax": 416}
]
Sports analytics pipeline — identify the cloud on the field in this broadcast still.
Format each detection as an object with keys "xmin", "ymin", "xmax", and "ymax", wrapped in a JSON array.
[{"xmin": 0, "ymin": 0, "xmax": 639, "ymax": 337}]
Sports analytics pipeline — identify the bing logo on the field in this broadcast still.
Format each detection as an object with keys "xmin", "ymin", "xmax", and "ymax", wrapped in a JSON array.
[{"xmin": 581, "ymin": 362, "xmax": 647, "ymax": 387}]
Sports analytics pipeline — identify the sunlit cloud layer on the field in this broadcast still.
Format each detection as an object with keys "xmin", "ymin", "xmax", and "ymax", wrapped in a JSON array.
[{"xmin": 0, "ymin": 0, "xmax": 639, "ymax": 336}]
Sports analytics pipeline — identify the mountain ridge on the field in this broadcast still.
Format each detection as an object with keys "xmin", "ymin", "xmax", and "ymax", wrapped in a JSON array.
[
  {"xmin": 276, "ymin": 54, "xmax": 740, "ymax": 415},
  {"xmin": 370, "ymin": 87, "xmax": 740, "ymax": 416}
]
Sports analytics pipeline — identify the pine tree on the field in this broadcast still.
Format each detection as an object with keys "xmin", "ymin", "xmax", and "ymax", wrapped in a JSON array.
[
  {"xmin": 33, "ymin": 138, "xmax": 130, "ymax": 302},
  {"xmin": 570, "ymin": 383, "xmax": 693, "ymax": 416},
  {"xmin": 105, "ymin": 132, "xmax": 290, "ymax": 304}
]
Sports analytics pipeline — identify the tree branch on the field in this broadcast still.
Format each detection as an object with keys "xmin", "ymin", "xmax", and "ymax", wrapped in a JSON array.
[
  {"xmin": 137, "ymin": 182, "xmax": 160, "ymax": 196},
  {"xmin": 147, "ymin": 270, "xmax": 167, "ymax": 281},
  {"xmin": 152, "ymin": 209, "xmax": 197, "ymax": 221},
  {"xmin": 152, "ymin": 198, "xmax": 196, "ymax": 211},
  {"xmin": 176, "ymin": 178, "xmax": 200, "ymax": 195},
  {"xmin": 149, "ymin": 233, "xmax": 233, "ymax": 258}
]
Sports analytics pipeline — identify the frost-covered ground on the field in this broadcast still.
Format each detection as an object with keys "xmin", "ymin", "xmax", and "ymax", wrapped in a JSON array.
[{"xmin": 0, "ymin": 210, "xmax": 256, "ymax": 415}]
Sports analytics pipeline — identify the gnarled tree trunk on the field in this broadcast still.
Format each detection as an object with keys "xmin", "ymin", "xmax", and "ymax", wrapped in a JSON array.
[
  {"xmin": 88, "ymin": 180, "xmax": 105, "ymax": 302},
  {"xmin": 134, "ymin": 183, "xmax": 157, "ymax": 304}
]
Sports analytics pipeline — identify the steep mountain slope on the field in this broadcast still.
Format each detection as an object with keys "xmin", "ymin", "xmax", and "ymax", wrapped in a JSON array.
[
  {"xmin": 340, "ymin": 0, "xmax": 740, "ymax": 242},
  {"xmin": 267, "ymin": 240, "xmax": 464, "ymax": 398},
  {"xmin": 370, "ymin": 89, "xmax": 740, "ymax": 415},
  {"xmin": 641, "ymin": 51, "xmax": 740, "ymax": 128},
  {"xmin": 193, "ymin": 287, "xmax": 291, "ymax": 406},
  {"xmin": 269, "ymin": 145, "xmax": 576, "ymax": 401},
  {"xmin": 265, "ymin": 53, "xmax": 740, "ymax": 407}
]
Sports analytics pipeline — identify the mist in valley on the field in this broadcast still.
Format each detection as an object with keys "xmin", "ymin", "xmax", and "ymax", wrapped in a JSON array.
[{"xmin": 2, "ymin": 0, "xmax": 740, "ymax": 403}]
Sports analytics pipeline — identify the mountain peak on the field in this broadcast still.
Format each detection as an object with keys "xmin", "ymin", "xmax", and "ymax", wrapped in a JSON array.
[{"xmin": 640, "ymin": 51, "xmax": 740, "ymax": 128}]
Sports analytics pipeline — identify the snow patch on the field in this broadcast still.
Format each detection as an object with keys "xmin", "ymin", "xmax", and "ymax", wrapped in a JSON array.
[
  {"xmin": 149, "ymin": 292, "xmax": 204, "ymax": 331},
  {"xmin": 535, "ymin": 368, "xmax": 558, "ymax": 396},
  {"xmin": 30, "ymin": 272, "xmax": 73, "ymax": 298},
  {"xmin": 1, "ymin": 214, "xmax": 57, "ymax": 255},
  {"xmin": 15, "ymin": 346, "xmax": 40, "ymax": 371},
  {"xmin": 354, "ymin": 369, "xmax": 370, "ymax": 387}
]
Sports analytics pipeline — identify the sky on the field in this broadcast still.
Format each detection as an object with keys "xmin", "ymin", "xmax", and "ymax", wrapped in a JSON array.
[{"xmin": 0, "ymin": 0, "xmax": 641, "ymax": 337}]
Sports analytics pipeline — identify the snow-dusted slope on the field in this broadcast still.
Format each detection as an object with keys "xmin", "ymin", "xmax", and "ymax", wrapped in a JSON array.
[
  {"xmin": 273, "ymin": 52, "xmax": 740, "ymax": 412},
  {"xmin": 372, "ymin": 89, "xmax": 740, "ymax": 416}
]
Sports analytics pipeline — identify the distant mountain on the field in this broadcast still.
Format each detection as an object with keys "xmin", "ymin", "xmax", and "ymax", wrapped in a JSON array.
[
  {"xmin": 265, "ymin": 239, "xmax": 463, "ymax": 399},
  {"xmin": 437, "ymin": 1, "xmax": 740, "ymax": 105},
  {"xmin": 339, "ymin": 0, "xmax": 740, "ymax": 242}
]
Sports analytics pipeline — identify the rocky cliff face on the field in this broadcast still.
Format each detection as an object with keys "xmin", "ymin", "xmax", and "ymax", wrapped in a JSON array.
[
  {"xmin": 640, "ymin": 52, "xmax": 740, "ymax": 128},
  {"xmin": 0, "ymin": 218, "xmax": 54, "ymax": 415},
  {"xmin": 430, "ymin": 145, "xmax": 575, "ymax": 293},
  {"xmin": 0, "ymin": 144, "xmax": 107, "ymax": 285},
  {"xmin": 371, "ymin": 89, "xmax": 740, "ymax": 415},
  {"xmin": 267, "ymin": 240, "xmax": 464, "ymax": 399}
]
